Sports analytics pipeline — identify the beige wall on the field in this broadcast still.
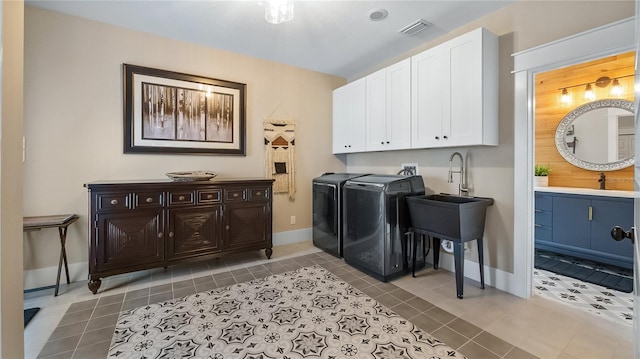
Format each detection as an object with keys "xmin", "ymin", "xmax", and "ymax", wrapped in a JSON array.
[
  {"xmin": 22, "ymin": 6, "xmax": 346, "ymax": 275},
  {"xmin": 1, "ymin": 0, "xmax": 25, "ymax": 356},
  {"xmin": 346, "ymin": 0, "xmax": 634, "ymax": 273}
]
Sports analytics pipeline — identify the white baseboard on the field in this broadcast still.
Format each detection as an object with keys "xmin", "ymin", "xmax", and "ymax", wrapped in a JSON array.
[
  {"xmin": 24, "ymin": 262, "xmax": 87, "ymax": 291},
  {"xmin": 273, "ymin": 227, "xmax": 312, "ymax": 246},
  {"xmin": 23, "ymin": 228, "xmax": 313, "ymax": 290},
  {"xmin": 428, "ymin": 251, "xmax": 517, "ymax": 295}
]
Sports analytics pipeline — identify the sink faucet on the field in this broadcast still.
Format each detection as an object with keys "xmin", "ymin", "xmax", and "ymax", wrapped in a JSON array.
[
  {"xmin": 448, "ymin": 152, "xmax": 469, "ymax": 196},
  {"xmin": 598, "ymin": 172, "xmax": 606, "ymax": 190}
]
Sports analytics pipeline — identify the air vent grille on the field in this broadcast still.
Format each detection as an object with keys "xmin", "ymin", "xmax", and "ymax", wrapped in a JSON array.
[{"xmin": 398, "ymin": 19, "xmax": 432, "ymax": 36}]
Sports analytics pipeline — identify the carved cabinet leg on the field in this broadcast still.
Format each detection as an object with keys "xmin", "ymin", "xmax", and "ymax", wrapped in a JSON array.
[
  {"xmin": 265, "ymin": 248, "xmax": 273, "ymax": 259},
  {"xmin": 88, "ymin": 279, "xmax": 102, "ymax": 294}
]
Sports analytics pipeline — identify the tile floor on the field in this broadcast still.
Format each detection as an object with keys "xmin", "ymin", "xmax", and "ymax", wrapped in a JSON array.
[{"xmin": 24, "ymin": 241, "xmax": 635, "ymax": 359}]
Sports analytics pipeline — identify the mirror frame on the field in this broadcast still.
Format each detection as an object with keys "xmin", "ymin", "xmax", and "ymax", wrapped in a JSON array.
[{"xmin": 555, "ymin": 98, "xmax": 635, "ymax": 171}]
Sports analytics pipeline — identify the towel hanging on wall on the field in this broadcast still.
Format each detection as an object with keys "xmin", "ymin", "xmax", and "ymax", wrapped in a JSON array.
[{"xmin": 264, "ymin": 117, "xmax": 296, "ymax": 200}]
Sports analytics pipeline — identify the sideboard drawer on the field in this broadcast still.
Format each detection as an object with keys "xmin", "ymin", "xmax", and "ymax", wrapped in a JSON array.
[
  {"xmin": 134, "ymin": 192, "xmax": 165, "ymax": 209},
  {"xmin": 96, "ymin": 193, "xmax": 130, "ymax": 211},
  {"xmin": 249, "ymin": 187, "xmax": 270, "ymax": 201},
  {"xmin": 198, "ymin": 189, "xmax": 222, "ymax": 204},
  {"xmin": 226, "ymin": 189, "xmax": 247, "ymax": 202},
  {"xmin": 168, "ymin": 191, "xmax": 196, "ymax": 206}
]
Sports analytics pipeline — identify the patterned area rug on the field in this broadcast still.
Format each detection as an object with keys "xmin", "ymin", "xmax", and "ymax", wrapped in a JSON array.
[
  {"xmin": 534, "ymin": 268, "xmax": 633, "ymax": 326},
  {"xmin": 108, "ymin": 266, "xmax": 465, "ymax": 358}
]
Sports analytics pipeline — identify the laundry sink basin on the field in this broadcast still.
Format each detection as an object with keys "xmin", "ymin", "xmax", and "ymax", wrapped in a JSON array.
[{"xmin": 406, "ymin": 194, "xmax": 493, "ymax": 241}]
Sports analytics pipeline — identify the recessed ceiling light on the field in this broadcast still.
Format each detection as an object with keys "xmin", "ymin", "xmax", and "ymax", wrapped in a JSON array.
[{"xmin": 368, "ymin": 8, "xmax": 388, "ymax": 21}]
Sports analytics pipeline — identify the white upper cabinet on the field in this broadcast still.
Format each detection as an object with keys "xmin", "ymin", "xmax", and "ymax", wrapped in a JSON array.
[
  {"xmin": 333, "ymin": 77, "xmax": 366, "ymax": 154},
  {"xmin": 411, "ymin": 28, "xmax": 498, "ymax": 148},
  {"xmin": 366, "ymin": 58, "xmax": 412, "ymax": 151}
]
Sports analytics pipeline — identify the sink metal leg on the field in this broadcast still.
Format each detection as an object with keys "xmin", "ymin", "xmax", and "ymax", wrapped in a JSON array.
[
  {"xmin": 432, "ymin": 237, "xmax": 441, "ymax": 270},
  {"xmin": 477, "ymin": 238, "xmax": 485, "ymax": 289},
  {"xmin": 454, "ymin": 241, "xmax": 465, "ymax": 299}
]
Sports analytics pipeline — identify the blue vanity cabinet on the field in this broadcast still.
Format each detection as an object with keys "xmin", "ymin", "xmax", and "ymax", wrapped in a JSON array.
[
  {"xmin": 535, "ymin": 191, "xmax": 633, "ymax": 269},
  {"xmin": 590, "ymin": 198, "xmax": 634, "ymax": 259},
  {"xmin": 534, "ymin": 193, "xmax": 553, "ymax": 244},
  {"xmin": 551, "ymin": 196, "xmax": 591, "ymax": 249}
]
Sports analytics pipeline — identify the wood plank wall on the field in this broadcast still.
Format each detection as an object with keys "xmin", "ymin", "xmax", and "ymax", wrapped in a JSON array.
[{"xmin": 534, "ymin": 51, "xmax": 635, "ymax": 190}]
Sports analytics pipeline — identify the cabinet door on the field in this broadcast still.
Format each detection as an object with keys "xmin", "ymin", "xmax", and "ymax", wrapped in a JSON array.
[
  {"xmin": 446, "ymin": 31, "xmax": 482, "ymax": 147},
  {"xmin": 411, "ymin": 47, "xmax": 445, "ymax": 148},
  {"xmin": 224, "ymin": 202, "xmax": 271, "ymax": 252},
  {"xmin": 333, "ymin": 78, "xmax": 366, "ymax": 153},
  {"xmin": 167, "ymin": 205, "xmax": 222, "ymax": 260},
  {"xmin": 386, "ymin": 58, "xmax": 412, "ymax": 150},
  {"xmin": 94, "ymin": 210, "xmax": 164, "ymax": 272},
  {"xmin": 365, "ymin": 68, "xmax": 387, "ymax": 152},
  {"xmin": 590, "ymin": 198, "xmax": 634, "ymax": 259},
  {"xmin": 552, "ymin": 196, "xmax": 591, "ymax": 248}
]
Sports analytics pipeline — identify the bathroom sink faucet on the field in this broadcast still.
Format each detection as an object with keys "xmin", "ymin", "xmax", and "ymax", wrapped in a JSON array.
[
  {"xmin": 448, "ymin": 152, "xmax": 469, "ymax": 196},
  {"xmin": 598, "ymin": 172, "xmax": 606, "ymax": 190}
]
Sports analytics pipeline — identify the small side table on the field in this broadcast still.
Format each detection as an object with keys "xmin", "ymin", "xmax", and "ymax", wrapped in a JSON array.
[{"xmin": 23, "ymin": 214, "xmax": 79, "ymax": 296}]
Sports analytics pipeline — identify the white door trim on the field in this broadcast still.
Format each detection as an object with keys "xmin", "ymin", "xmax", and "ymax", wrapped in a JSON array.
[{"xmin": 512, "ymin": 17, "xmax": 635, "ymax": 299}]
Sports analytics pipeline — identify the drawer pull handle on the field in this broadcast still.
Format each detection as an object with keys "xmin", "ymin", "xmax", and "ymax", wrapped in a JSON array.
[
  {"xmin": 194, "ymin": 231, "xmax": 200, "ymax": 236},
  {"xmin": 225, "ymin": 225, "xmax": 230, "ymax": 230},
  {"xmin": 233, "ymin": 193, "xmax": 239, "ymax": 197},
  {"xmin": 207, "ymin": 194, "xmax": 214, "ymax": 199},
  {"xmin": 110, "ymin": 199, "xmax": 118, "ymax": 205},
  {"xmin": 158, "ymin": 232, "xmax": 163, "ymax": 238},
  {"xmin": 256, "ymin": 192, "xmax": 262, "ymax": 196},
  {"xmin": 179, "ymin": 195, "xmax": 186, "ymax": 201},
  {"xmin": 534, "ymin": 224, "xmax": 541, "ymax": 227},
  {"xmin": 146, "ymin": 197, "xmax": 153, "ymax": 203},
  {"xmin": 534, "ymin": 209, "xmax": 542, "ymax": 212},
  {"xmin": 168, "ymin": 232, "xmax": 174, "ymax": 238}
]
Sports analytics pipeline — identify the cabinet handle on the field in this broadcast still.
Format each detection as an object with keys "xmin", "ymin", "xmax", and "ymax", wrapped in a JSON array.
[
  {"xmin": 207, "ymin": 194, "xmax": 214, "ymax": 199},
  {"xmin": 146, "ymin": 197, "xmax": 153, "ymax": 203},
  {"xmin": 158, "ymin": 232, "xmax": 163, "ymax": 238},
  {"xmin": 233, "ymin": 193, "xmax": 239, "ymax": 198},
  {"xmin": 110, "ymin": 199, "xmax": 118, "ymax": 205},
  {"xmin": 168, "ymin": 232, "xmax": 174, "ymax": 238},
  {"xmin": 256, "ymin": 191, "xmax": 262, "ymax": 196},
  {"xmin": 381, "ymin": 141, "xmax": 384, "ymax": 144},
  {"xmin": 386, "ymin": 141, "xmax": 390, "ymax": 144},
  {"xmin": 534, "ymin": 209, "xmax": 542, "ymax": 212},
  {"xmin": 178, "ymin": 195, "xmax": 185, "ymax": 201},
  {"xmin": 443, "ymin": 135, "xmax": 448, "ymax": 139},
  {"xmin": 225, "ymin": 225, "xmax": 230, "ymax": 230},
  {"xmin": 534, "ymin": 224, "xmax": 541, "ymax": 227},
  {"xmin": 435, "ymin": 136, "xmax": 440, "ymax": 140},
  {"xmin": 589, "ymin": 206, "xmax": 593, "ymax": 221}
]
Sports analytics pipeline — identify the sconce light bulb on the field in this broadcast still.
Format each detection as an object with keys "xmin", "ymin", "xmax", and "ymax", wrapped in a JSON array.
[
  {"xmin": 584, "ymin": 83, "xmax": 596, "ymax": 101},
  {"xmin": 610, "ymin": 78, "xmax": 623, "ymax": 96},
  {"xmin": 560, "ymin": 88, "xmax": 571, "ymax": 105}
]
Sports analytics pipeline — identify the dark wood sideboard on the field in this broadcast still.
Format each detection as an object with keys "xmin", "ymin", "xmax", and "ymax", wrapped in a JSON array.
[{"xmin": 85, "ymin": 178, "xmax": 274, "ymax": 294}]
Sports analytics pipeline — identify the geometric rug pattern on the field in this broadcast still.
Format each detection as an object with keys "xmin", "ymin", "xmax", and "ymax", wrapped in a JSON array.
[
  {"xmin": 108, "ymin": 266, "xmax": 466, "ymax": 358},
  {"xmin": 533, "ymin": 268, "xmax": 633, "ymax": 326}
]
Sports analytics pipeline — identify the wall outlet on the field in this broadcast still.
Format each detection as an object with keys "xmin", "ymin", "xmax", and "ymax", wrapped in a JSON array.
[
  {"xmin": 401, "ymin": 163, "xmax": 418, "ymax": 175},
  {"xmin": 290, "ymin": 216, "xmax": 296, "ymax": 225}
]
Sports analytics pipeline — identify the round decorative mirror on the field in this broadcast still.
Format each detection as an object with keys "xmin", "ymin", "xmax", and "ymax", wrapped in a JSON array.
[{"xmin": 555, "ymin": 99, "xmax": 635, "ymax": 171}]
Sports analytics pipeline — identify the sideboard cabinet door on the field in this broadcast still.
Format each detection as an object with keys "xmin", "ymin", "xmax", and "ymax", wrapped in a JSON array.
[
  {"xmin": 94, "ymin": 210, "xmax": 165, "ymax": 272},
  {"xmin": 167, "ymin": 205, "xmax": 222, "ymax": 261},
  {"xmin": 224, "ymin": 202, "xmax": 271, "ymax": 252}
]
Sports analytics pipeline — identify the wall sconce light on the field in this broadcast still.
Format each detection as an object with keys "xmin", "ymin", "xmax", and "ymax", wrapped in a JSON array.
[
  {"xmin": 557, "ymin": 74, "xmax": 634, "ymax": 103},
  {"xmin": 584, "ymin": 83, "xmax": 595, "ymax": 101},
  {"xmin": 610, "ymin": 78, "xmax": 623, "ymax": 96},
  {"xmin": 265, "ymin": 0, "xmax": 294, "ymax": 24},
  {"xmin": 560, "ymin": 88, "xmax": 571, "ymax": 105}
]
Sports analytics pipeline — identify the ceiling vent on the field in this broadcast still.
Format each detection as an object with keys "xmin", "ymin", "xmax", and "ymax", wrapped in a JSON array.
[{"xmin": 398, "ymin": 19, "xmax": 432, "ymax": 36}]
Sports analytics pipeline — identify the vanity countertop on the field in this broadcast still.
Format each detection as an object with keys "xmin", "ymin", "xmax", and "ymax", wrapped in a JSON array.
[{"xmin": 535, "ymin": 186, "xmax": 634, "ymax": 198}]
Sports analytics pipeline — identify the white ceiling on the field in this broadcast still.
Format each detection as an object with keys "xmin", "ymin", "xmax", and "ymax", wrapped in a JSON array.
[{"xmin": 26, "ymin": 0, "xmax": 513, "ymax": 79}]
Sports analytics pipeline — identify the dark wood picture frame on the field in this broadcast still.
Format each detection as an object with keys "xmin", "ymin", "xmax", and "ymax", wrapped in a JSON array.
[{"xmin": 123, "ymin": 64, "xmax": 246, "ymax": 155}]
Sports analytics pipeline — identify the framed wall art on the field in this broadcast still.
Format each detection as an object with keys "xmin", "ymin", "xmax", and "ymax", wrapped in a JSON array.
[{"xmin": 123, "ymin": 64, "xmax": 246, "ymax": 155}]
